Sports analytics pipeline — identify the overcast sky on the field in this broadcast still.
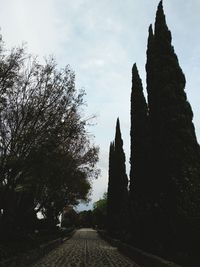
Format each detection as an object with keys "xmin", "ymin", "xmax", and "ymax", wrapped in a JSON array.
[{"xmin": 1, "ymin": 0, "xmax": 200, "ymax": 209}]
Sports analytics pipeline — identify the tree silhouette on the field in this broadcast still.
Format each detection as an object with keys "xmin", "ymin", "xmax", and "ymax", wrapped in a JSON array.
[
  {"xmin": 146, "ymin": 0, "xmax": 200, "ymax": 250},
  {"xmin": 107, "ymin": 119, "xmax": 129, "ymax": 238},
  {"xmin": 129, "ymin": 63, "xmax": 149, "ymax": 245},
  {"xmin": 107, "ymin": 141, "xmax": 115, "ymax": 233},
  {"xmin": 0, "ymin": 39, "xmax": 99, "ymax": 235}
]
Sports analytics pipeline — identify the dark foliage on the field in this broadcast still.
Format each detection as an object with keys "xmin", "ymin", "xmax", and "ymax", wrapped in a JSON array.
[
  {"xmin": 78, "ymin": 210, "xmax": 93, "ymax": 228},
  {"xmin": 92, "ymin": 193, "xmax": 107, "ymax": 229},
  {"xmin": 129, "ymin": 63, "xmax": 150, "ymax": 246},
  {"xmin": 0, "ymin": 36, "xmax": 99, "ymax": 240},
  {"xmin": 107, "ymin": 141, "xmax": 115, "ymax": 233},
  {"xmin": 107, "ymin": 119, "xmax": 129, "ymax": 238},
  {"xmin": 130, "ymin": 64, "xmax": 148, "ymax": 196},
  {"xmin": 144, "ymin": 1, "xmax": 200, "ymax": 264},
  {"xmin": 107, "ymin": 2, "xmax": 200, "ymax": 266}
]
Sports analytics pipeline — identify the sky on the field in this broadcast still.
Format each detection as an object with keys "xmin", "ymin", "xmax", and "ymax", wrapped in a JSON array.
[{"xmin": 0, "ymin": 0, "xmax": 200, "ymax": 210}]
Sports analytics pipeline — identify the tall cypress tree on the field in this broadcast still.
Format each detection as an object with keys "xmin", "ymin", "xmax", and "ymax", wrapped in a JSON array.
[
  {"xmin": 146, "ymin": 0, "xmax": 200, "ymax": 244},
  {"xmin": 129, "ymin": 64, "xmax": 149, "ymax": 245},
  {"xmin": 114, "ymin": 118, "xmax": 129, "ymax": 237},
  {"xmin": 107, "ymin": 119, "xmax": 129, "ymax": 237},
  {"xmin": 130, "ymin": 63, "xmax": 148, "ymax": 200}
]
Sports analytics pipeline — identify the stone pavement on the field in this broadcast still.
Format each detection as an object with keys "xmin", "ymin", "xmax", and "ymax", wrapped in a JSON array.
[{"xmin": 31, "ymin": 228, "xmax": 140, "ymax": 267}]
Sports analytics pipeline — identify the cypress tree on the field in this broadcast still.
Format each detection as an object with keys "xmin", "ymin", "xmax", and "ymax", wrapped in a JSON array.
[
  {"xmin": 107, "ymin": 119, "xmax": 129, "ymax": 238},
  {"xmin": 146, "ymin": 0, "xmax": 200, "ymax": 248},
  {"xmin": 129, "ymin": 64, "xmax": 149, "ymax": 245},
  {"xmin": 107, "ymin": 141, "xmax": 115, "ymax": 233},
  {"xmin": 114, "ymin": 118, "xmax": 129, "ymax": 237},
  {"xmin": 130, "ymin": 63, "xmax": 148, "ymax": 200}
]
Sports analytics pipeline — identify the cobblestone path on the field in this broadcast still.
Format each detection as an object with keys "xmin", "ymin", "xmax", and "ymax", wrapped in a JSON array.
[{"xmin": 31, "ymin": 228, "xmax": 140, "ymax": 267}]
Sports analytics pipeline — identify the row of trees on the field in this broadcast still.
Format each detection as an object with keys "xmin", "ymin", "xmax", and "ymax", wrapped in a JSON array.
[
  {"xmin": 0, "ymin": 36, "xmax": 99, "ymax": 238},
  {"xmin": 107, "ymin": 2, "xmax": 200, "ymax": 265}
]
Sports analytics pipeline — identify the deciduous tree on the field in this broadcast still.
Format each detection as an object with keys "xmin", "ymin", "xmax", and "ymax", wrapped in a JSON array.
[{"xmin": 0, "ymin": 38, "xmax": 99, "ymax": 234}]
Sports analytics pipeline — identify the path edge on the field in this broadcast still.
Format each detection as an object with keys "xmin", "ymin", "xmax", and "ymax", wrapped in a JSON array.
[
  {"xmin": 0, "ymin": 229, "xmax": 75, "ymax": 267},
  {"xmin": 98, "ymin": 230, "xmax": 182, "ymax": 267}
]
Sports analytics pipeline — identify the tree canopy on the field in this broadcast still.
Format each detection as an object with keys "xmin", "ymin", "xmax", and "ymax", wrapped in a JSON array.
[{"xmin": 0, "ymin": 37, "xmax": 99, "ymax": 234}]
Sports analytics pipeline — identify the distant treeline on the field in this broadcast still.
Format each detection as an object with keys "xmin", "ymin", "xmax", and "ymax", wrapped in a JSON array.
[
  {"xmin": 107, "ymin": 2, "xmax": 200, "ymax": 267},
  {"xmin": 61, "ymin": 195, "xmax": 107, "ymax": 230}
]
